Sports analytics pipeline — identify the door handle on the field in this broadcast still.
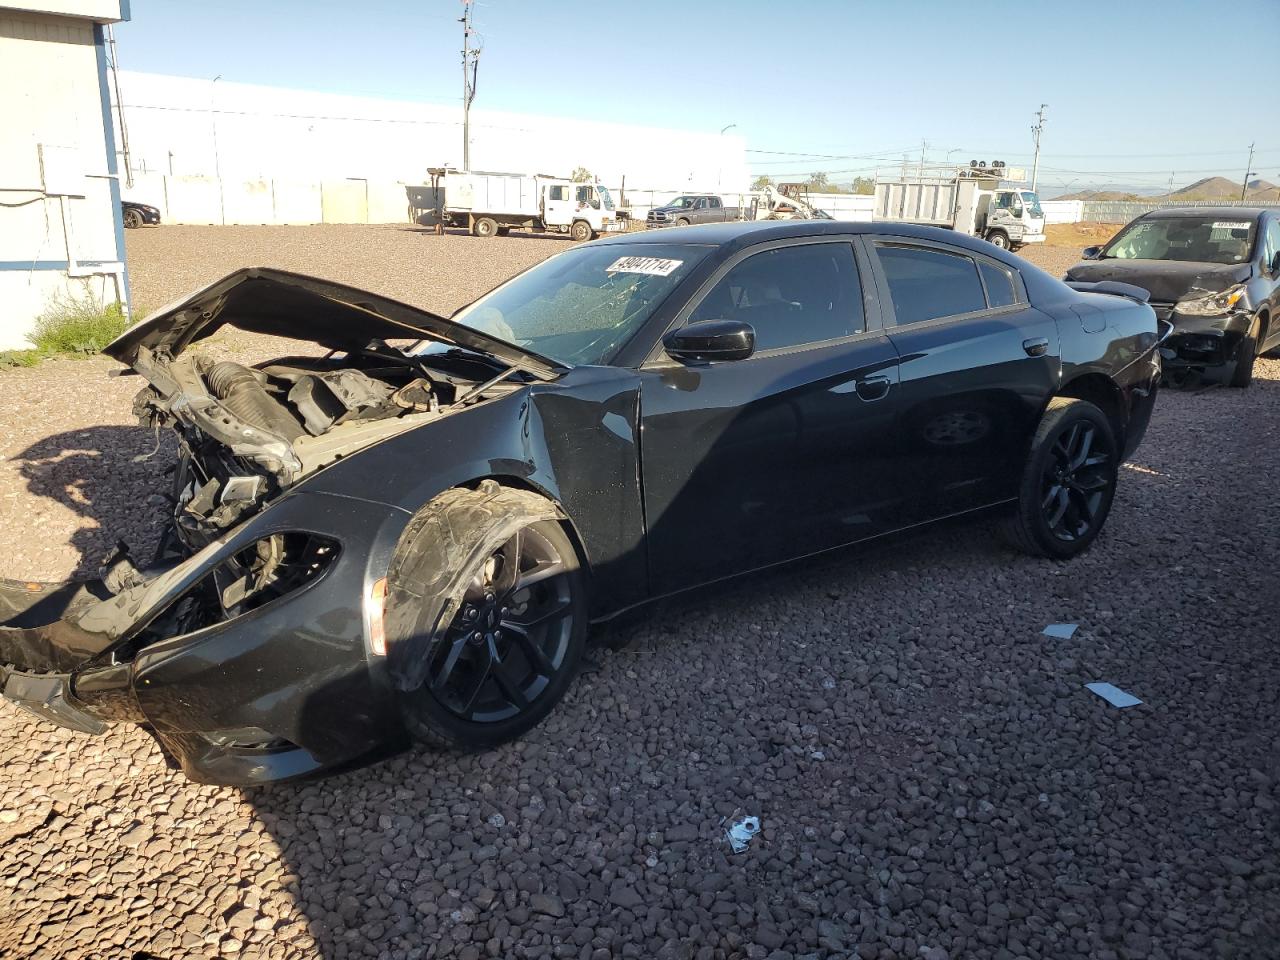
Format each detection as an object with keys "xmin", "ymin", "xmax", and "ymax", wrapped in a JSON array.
[
  {"xmin": 1022, "ymin": 337, "xmax": 1049, "ymax": 357},
  {"xmin": 855, "ymin": 374, "xmax": 892, "ymax": 402}
]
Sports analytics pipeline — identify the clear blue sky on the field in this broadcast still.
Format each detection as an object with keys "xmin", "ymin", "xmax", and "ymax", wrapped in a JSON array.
[{"xmin": 116, "ymin": 0, "xmax": 1279, "ymax": 195}]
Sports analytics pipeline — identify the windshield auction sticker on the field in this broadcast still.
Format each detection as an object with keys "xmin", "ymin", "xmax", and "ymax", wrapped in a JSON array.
[
  {"xmin": 1211, "ymin": 222, "xmax": 1251, "ymax": 230},
  {"xmin": 606, "ymin": 256, "xmax": 683, "ymax": 276}
]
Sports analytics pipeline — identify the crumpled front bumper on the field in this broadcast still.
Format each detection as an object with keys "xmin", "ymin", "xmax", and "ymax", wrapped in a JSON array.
[
  {"xmin": 0, "ymin": 491, "xmax": 411, "ymax": 785},
  {"xmin": 1156, "ymin": 309, "xmax": 1252, "ymax": 382}
]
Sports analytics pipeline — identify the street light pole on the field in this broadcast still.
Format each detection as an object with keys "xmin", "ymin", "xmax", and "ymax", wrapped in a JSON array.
[
  {"xmin": 1241, "ymin": 142, "xmax": 1255, "ymax": 201},
  {"xmin": 718, "ymin": 123, "xmax": 737, "ymax": 190}
]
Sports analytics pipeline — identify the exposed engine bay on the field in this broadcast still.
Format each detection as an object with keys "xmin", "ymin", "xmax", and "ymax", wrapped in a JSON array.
[
  {"xmin": 105, "ymin": 268, "xmax": 564, "ymax": 555},
  {"xmin": 132, "ymin": 346, "xmax": 524, "ymax": 546}
]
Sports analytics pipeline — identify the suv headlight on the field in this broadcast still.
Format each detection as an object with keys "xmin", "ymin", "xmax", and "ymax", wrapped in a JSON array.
[{"xmin": 1175, "ymin": 285, "xmax": 1246, "ymax": 317}]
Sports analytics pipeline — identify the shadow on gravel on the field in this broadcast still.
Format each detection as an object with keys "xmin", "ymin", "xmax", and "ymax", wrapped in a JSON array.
[{"xmin": 14, "ymin": 425, "xmax": 175, "ymax": 577}]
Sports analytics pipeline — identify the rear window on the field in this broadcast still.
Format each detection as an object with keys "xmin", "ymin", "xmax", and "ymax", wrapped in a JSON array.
[{"xmin": 876, "ymin": 244, "xmax": 988, "ymax": 324}]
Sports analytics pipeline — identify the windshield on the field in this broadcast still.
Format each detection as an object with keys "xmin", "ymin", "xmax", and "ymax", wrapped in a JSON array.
[
  {"xmin": 436, "ymin": 243, "xmax": 711, "ymax": 366},
  {"xmin": 666, "ymin": 197, "xmax": 692, "ymax": 209},
  {"xmin": 1102, "ymin": 216, "xmax": 1257, "ymax": 264},
  {"xmin": 1020, "ymin": 191, "xmax": 1044, "ymax": 219},
  {"xmin": 597, "ymin": 186, "xmax": 615, "ymax": 211}
]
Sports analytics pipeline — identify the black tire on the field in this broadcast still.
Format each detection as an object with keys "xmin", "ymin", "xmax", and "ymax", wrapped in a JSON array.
[
  {"xmin": 1229, "ymin": 315, "xmax": 1261, "ymax": 388},
  {"xmin": 1001, "ymin": 397, "xmax": 1118, "ymax": 560},
  {"xmin": 473, "ymin": 217, "xmax": 499, "ymax": 238},
  {"xmin": 986, "ymin": 231, "xmax": 1010, "ymax": 250},
  {"xmin": 496, "ymin": 226, "xmax": 511, "ymax": 236},
  {"xmin": 570, "ymin": 220, "xmax": 593, "ymax": 242},
  {"xmin": 385, "ymin": 482, "xmax": 587, "ymax": 750},
  {"xmin": 123, "ymin": 208, "xmax": 144, "ymax": 229},
  {"xmin": 675, "ymin": 217, "xmax": 691, "ymax": 227}
]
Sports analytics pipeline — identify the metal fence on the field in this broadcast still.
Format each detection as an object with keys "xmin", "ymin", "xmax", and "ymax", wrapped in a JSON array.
[{"xmin": 1081, "ymin": 199, "xmax": 1280, "ymax": 224}]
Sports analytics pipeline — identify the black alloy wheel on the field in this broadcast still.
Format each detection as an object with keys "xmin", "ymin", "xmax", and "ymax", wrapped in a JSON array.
[
  {"xmin": 123, "ymin": 208, "xmax": 144, "ymax": 229},
  {"xmin": 1002, "ymin": 397, "xmax": 1118, "ymax": 559},
  {"xmin": 1039, "ymin": 420, "xmax": 1112, "ymax": 543},
  {"xmin": 426, "ymin": 524, "xmax": 577, "ymax": 725}
]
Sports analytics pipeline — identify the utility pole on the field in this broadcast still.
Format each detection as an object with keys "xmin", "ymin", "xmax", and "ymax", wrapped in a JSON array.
[
  {"xmin": 1030, "ymin": 104, "xmax": 1047, "ymax": 193},
  {"xmin": 1241, "ymin": 142, "xmax": 1255, "ymax": 201},
  {"xmin": 460, "ymin": 1, "xmax": 480, "ymax": 172},
  {"xmin": 1168, "ymin": 171, "xmax": 1174, "ymax": 195}
]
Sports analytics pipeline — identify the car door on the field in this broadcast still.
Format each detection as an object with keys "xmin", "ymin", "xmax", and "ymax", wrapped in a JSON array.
[
  {"xmin": 1261, "ymin": 215, "xmax": 1280, "ymax": 353},
  {"xmin": 543, "ymin": 183, "xmax": 573, "ymax": 228},
  {"xmin": 862, "ymin": 236, "xmax": 1059, "ymax": 523},
  {"xmin": 708, "ymin": 196, "xmax": 724, "ymax": 222},
  {"xmin": 638, "ymin": 237, "xmax": 903, "ymax": 594}
]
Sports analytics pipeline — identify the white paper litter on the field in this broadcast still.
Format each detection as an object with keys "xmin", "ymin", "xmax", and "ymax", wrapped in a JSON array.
[
  {"xmin": 725, "ymin": 815, "xmax": 760, "ymax": 853},
  {"xmin": 1085, "ymin": 682, "xmax": 1143, "ymax": 708},
  {"xmin": 1043, "ymin": 623, "xmax": 1078, "ymax": 639}
]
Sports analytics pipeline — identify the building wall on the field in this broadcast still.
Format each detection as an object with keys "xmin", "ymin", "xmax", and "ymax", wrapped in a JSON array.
[
  {"xmin": 0, "ymin": 6, "xmax": 126, "ymax": 350},
  {"xmin": 113, "ymin": 71, "xmax": 750, "ymax": 199}
]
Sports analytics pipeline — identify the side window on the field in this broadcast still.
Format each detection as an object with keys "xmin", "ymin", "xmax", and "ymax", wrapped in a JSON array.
[
  {"xmin": 876, "ymin": 244, "xmax": 988, "ymax": 324},
  {"xmin": 548, "ymin": 185, "xmax": 567, "ymax": 201},
  {"xmin": 1263, "ymin": 218, "xmax": 1280, "ymax": 270},
  {"xmin": 709, "ymin": 197, "xmax": 722, "ymax": 209},
  {"xmin": 978, "ymin": 260, "xmax": 1017, "ymax": 308},
  {"xmin": 688, "ymin": 243, "xmax": 864, "ymax": 351},
  {"xmin": 695, "ymin": 198, "xmax": 708, "ymax": 210},
  {"xmin": 575, "ymin": 185, "xmax": 591, "ymax": 203}
]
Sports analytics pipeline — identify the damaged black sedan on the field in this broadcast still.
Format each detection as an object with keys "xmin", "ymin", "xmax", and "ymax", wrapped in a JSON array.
[{"xmin": 1, "ymin": 222, "xmax": 1166, "ymax": 785}]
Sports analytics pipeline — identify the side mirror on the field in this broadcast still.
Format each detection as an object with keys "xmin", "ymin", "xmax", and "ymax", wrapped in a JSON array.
[
  {"xmin": 1082, "ymin": 245, "xmax": 1103, "ymax": 260},
  {"xmin": 663, "ymin": 319, "xmax": 755, "ymax": 364}
]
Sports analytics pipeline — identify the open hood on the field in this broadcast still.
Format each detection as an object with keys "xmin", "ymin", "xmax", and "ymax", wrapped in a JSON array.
[{"xmin": 104, "ymin": 267, "xmax": 565, "ymax": 381}]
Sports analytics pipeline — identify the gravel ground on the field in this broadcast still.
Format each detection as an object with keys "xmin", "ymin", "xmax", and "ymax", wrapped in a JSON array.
[{"xmin": 1, "ymin": 227, "xmax": 1277, "ymax": 960}]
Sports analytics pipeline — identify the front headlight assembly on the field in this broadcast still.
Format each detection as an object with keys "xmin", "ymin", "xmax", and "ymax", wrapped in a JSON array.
[{"xmin": 1175, "ymin": 285, "xmax": 1246, "ymax": 317}]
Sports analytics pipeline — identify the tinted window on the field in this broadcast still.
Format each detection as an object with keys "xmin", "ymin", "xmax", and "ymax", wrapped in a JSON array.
[
  {"xmin": 876, "ymin": 245, "xmax": 987, "ymax": 324},
  {"xmin": 548, "ymin": 185, "xmax": 567, "ymax": 201},
  {"xmin": 709, "ymin": 197, "xmax": 722, "ymax": 209},
  {"xmin": 1263, "ymin": 218, "xmax": 1280, "ymax": 270},
  {"xmin": 979, "ymin": 260, "xmax": 1017, "ymax": 308},
  {"xmin": 689, "ymin": 242, "xmax": 863, "ymax": 350}
]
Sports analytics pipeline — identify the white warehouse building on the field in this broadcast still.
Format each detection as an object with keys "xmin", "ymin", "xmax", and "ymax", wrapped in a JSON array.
[
  {"xmin": 1, "ymin": 1, "xmax": 130, "ymax": 350},
  {"xmin": 112, "ymin": 71, "xmax": 751, "ymax": 226}
]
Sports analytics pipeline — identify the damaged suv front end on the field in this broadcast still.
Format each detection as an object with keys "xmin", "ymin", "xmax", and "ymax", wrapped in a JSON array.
[{"xmin": 0, "ymin": 268, "xmax": 562, "ymax": 783}]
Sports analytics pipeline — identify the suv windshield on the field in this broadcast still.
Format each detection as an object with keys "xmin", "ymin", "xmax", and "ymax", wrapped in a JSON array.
[
  {"xmin": 1103, "ymin": 216, "xmax": 1257, "ymax": 264},
  {"xmin": 1020, "ymin": 192, "xmax": 1044, "ymax": 218},
  {"xmin": 436, "ymin": 243, "xmax": 710, "ymax": 365}
]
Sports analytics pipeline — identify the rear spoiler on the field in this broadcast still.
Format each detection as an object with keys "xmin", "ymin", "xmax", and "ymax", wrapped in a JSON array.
[{"xmin": 1065, "ymin": 280, "xmax": 1151, "ymax": 304}]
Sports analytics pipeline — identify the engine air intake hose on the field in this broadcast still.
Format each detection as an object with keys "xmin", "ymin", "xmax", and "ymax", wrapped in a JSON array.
[{"xmin": 206, "ymin": 361, "xmax": 306, "ymax": 441}]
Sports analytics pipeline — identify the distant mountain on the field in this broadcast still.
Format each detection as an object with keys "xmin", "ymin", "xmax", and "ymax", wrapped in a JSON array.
[{"xmin": 1052, "ymin": 176, "xmax": 1279, "ymax": 203}]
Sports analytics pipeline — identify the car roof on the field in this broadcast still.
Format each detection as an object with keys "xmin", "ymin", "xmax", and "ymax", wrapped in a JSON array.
[
  {"xmin": 590, "ymin": 219, "xmax": 1007, "ymax": 256},
  {"xmin": 1141, "ymin": 206, "xmax": 1268, "ymax": 221}
]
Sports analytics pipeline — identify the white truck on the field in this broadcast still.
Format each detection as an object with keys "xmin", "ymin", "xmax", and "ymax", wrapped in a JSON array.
[
  {"xmin": 406, "ymin": 168, "xmax": 624, "ymax": 242},
  {"xmin": 874, "ymin": 164, "xmax": 1046, "ymax": 250}
]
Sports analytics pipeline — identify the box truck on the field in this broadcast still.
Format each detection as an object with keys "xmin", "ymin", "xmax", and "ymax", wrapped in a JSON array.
[
  {"xmin": 406, "ymin": 168, "xmax": 624, "ymax": 241},
  {"xmin": 874, "ymin": 163, "xmax": 1046, "ymax": 250}
]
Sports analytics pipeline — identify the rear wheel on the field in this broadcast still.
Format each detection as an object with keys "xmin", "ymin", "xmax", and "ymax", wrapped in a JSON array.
[
  {"xmin": 473, "ymin": 217, "xmax": 499, "ymax": 238},
  {"xmin": 1229, "ymin": 314, "xmax": 1261, "ymax": 388},
  {"xmin": 1001, "ymin": 398, "xmax": 1118, "ymax": 559},
  {"xmin": 570, "ymin": 220, "xmax": 593, "ymax": 242},
  {"xmin": 986, "ymin": 230, "xmax": 1010, "ymax": 250},
  {"xmin": 387, "ymin": 484, "xmax": 587, "ymax": 750}
]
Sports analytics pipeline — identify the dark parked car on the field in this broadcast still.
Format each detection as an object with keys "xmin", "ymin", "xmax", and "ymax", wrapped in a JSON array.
[
  {"xmin": 1066, "ymin": 207, "xmax": 1280, "ymax": 387},
  {"xmin": 0, "ymin": 221, "xmax": 1164, "ymax": 784},
  {"xmin": 121, "ymin": 200, "xmax": 161, "ymax": 228}
]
